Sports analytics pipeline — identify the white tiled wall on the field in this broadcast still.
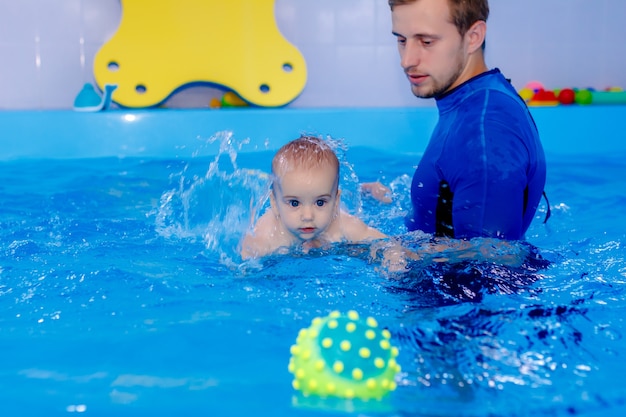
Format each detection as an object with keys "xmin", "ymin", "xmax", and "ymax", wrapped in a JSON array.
[{"xmin": 0, "ymin": 0, "xmax": 624, "ymax": 109}]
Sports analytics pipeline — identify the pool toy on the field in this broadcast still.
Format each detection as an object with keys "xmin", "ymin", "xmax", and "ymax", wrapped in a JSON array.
[
  {"xmin": 209, "ymin": 97, "xmax": 221, "ymax": 109},
  {"xmin": 528, "ymin": 89, "xmax": 559, "ymax": 106},
  {"xmin": 524, "ymin": 80, "xmax": 545, "ymax": 92},
  {"xmin": 73, "ymin": 83, "xmax": 117, "ymax": 112},
  {"xmin": 590, "ymin": 90, "xmax": 626, "ymax": 105},
  {"xmin": 575, "ymin": 89, "xmax": 593, "ymax": 105},
  {"xmin": 288, "ymin": 310, "xmax": 401, "ymax": 400},
  {"xmin": 520, "ymin": 83, "xmax": 626, "ymax": 106},
  {"xmin": 207, "ymin": 91, "xmax": 249, "ymax": 109},
  {"xmin": 93, "ymin": 0, "xmax": 307, "ymax": 108},
  {"xmin": 221, "ymin": 91, "xmax": 248, "ymax": 108},
  {"xmin": 518, "ymin": 87, "xmax": 534, "ymax": 102},
  {"xmin": 557, "ymin": 88, "xmax": 576, "ymax": 105}
]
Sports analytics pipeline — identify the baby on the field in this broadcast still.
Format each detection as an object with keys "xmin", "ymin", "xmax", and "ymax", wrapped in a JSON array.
[{"xmin": 240, "ymin": 136, "xmax": 387, "ymax": 259}]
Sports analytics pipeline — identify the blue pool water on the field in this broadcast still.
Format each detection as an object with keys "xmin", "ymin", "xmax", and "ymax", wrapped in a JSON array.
[{"xmin": 1, "ymin": 109, "xmax": 626, "ymax": 416}]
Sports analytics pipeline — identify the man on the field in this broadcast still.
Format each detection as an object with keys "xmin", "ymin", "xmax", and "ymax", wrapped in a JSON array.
[{"xmin": 389, "ymin": 0, "xmax": 547, "ymax": 240}]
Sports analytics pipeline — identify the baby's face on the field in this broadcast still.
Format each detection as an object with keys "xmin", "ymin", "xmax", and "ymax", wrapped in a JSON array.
[{"xmin": 272, "ymin": 164, "xmax": 339, "ymax": 242}]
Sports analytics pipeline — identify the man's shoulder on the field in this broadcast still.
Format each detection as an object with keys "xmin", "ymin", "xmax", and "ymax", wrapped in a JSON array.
[
  {"xmin": 465, "ymin": 82, "xmax": 523, "ymax": 105},
  {"xmin": 458, "ymin": 86, "xmax": 529, "ymax": 122}
]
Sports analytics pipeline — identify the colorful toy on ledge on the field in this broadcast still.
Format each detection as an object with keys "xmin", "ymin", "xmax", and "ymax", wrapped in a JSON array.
[
  {"xmin": 209, "ymin": 91, "xmax": 249, "ymax": 109},
  {"xmin": 519, "ymin": 81, "xmax": 626, "ymax": 106},
  {"xmin": 288, "ymin": 310, "xmax": 401, "ymax": 401},
  {"xmin": 73, "ymin": 83, "xmax": 117, "ymax": 112}
]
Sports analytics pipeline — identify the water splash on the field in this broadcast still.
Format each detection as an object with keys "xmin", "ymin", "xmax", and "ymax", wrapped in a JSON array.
[
  {"xmin": 153, "ymin": 132, "xmax": 389, "ymax": 264},
  {"xmin": 154, "ymin": 131, "xmax": 270, "ymax": 262}
]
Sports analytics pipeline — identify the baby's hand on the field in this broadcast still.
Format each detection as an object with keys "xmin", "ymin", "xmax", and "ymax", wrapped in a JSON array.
[{"xmin": 361, "ymin": 182, "xmax": 392, "ymax": 203}]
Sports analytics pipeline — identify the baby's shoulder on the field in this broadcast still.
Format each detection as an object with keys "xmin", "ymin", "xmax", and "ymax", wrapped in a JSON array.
[{"xmin": 252, "ymin": 210, "xmax": 279, "ymax": 232}]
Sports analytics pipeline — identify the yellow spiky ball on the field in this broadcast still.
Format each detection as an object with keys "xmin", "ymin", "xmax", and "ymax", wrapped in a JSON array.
[{"xmin": 288, "ymin": 310, "xmax": 401, "ymax": 400}]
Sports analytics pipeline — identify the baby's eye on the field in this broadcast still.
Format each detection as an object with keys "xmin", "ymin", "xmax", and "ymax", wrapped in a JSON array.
[
  {"xmin": 315, "ymin": 199, "xmax": 326, "ymax": 207},
  {"xmin": 288, "ymin": 200, "xmax": 300, "ymax": 207}
]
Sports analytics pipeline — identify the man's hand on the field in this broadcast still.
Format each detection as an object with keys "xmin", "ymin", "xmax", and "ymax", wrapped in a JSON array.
[{"xmin": 361, "ymin": 181, "xmax": 392, "ymax": 203}]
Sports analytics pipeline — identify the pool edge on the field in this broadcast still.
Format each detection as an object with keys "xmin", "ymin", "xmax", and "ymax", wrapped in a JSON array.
[{"xmin": 1, "ymin": 106, "xmax": 624, "ymax": 159}]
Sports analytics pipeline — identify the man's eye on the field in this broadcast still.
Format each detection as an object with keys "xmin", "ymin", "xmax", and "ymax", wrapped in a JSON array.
[
  {"xmin": 316, "ymin": 200, "xmax": 326, "ymax": 207},
  {"xmin": 396, "ymin": 37, "xmax": 406, "ymax": 45}
]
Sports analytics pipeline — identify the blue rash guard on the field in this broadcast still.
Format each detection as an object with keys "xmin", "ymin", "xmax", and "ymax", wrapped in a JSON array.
[{"xmin": 406, "ymin": 68, "xmax": 546, "ymax": 240}]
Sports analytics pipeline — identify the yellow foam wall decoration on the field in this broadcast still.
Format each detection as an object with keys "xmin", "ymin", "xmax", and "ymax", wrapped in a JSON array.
[{"xmin": 94, "ymin": 0, "xmax": 307, "ymax": 108}]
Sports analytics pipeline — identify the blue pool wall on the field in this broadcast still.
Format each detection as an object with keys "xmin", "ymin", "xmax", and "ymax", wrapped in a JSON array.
[{"xmin": 1, "ymin": 106, "xmax": 625, "ymax": 160}]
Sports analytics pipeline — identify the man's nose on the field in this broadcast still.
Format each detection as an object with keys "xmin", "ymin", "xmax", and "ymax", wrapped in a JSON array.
[{"xmin": 401, "ymin": 40, "xmax": 421, "ymax": 70}]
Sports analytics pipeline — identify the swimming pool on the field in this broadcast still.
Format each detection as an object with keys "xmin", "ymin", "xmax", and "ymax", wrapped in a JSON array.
[{"xmin": 1, "ymin": 107, "xmax": 626, "ymax": 416}]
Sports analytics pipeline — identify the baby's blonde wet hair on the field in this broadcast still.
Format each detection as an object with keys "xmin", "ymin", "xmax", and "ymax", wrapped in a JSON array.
[{"xmin": 271, "ymin": 136, "xmax": 340, "ymax": 184}]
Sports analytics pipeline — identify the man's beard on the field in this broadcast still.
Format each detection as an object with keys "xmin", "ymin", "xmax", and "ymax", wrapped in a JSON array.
[{"xmin": 412, "ymin": 57, "xmax": 465, "ymax": 99}]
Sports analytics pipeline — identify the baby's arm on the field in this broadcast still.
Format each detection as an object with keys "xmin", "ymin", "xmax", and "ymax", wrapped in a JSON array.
[
  {"xmin": 339, "ymin": 211, "xmax": 387, "ymax": 242},
  {"xmin": 338, "ymin": 213, "xmax": 415, "ymax": 273}
]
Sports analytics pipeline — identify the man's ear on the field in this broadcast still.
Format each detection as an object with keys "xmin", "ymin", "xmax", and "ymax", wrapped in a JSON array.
[{"xmin": 466, "ymin": 20, "xmax": 486, "ymax": 54}]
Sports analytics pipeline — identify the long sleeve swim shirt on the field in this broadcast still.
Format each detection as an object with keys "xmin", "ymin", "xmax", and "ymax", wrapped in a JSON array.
[{"xmin": 406, "ymin": 68, "xmax": 546, "ymax": 240}]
